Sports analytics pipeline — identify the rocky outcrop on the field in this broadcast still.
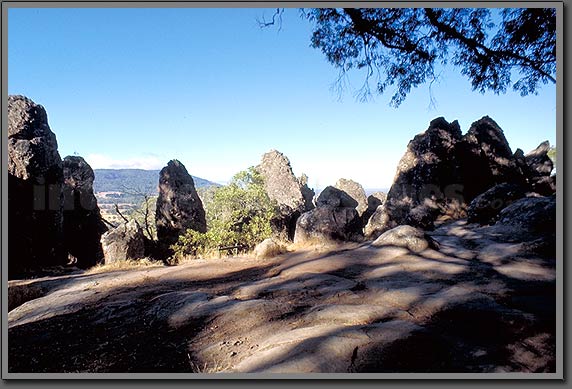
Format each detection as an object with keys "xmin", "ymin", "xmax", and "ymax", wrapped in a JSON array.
[
  {"xmin": 364, "ymin": 205, "xmax": 390, "ymax": 240},
  {"xmin": 101, "ymin": 220, "xmax": 146, "ymax": 263},
  {"xmin": 381, "ymin": 117, "xmax": 464, "ymax": 233},
  {"xmin": 294, "ymin": 206, "xmax": 363, "ymax": 244},
  {"xmin": 373, "ymin": 116, "xmax": 531, "ymax": 236},
  {"xmin": 316, "ymin": 186, "xmax": 358, "ymax": 209},
  {"xmin": 155, "ymin": 160, "xmax": 207, "ymax": 254},
  {"xmin": 62, "ymin": 156, "xmax": 108, "ymax": 268},
  {"xmin": 456, "ymin": 116, "xmax": 527, "ymax": 201},
  {"xmin": 8, "ymin": 95, "xmax": 66, "ymax": 278},
  {"xmin": 334, "ymin": 178, "xmax": 368, "ymax": 217},
  {"xmin": 256, "ymin": 150, "xmax": 314, "ymax": 240},
  {"xmin": 467, "ymin": 183, "xmax": 527, "ymax": 225},
  {"xmin": 371, "ymin": 225, "xmax": 434, "ymax": 253},
  {"xmin": 524, "ymin": 141, "xmax": 555, "ymax": 195}
]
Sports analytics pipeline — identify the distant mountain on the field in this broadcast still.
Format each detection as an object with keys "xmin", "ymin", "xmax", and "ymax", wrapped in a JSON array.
[{"xmin": 93, "ymin": 169, "xmax": 219, "ymax": 195}]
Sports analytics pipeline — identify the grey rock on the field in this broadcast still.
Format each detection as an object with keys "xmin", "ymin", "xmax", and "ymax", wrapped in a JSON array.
[
  {"xmin": 62, "ymin": 156, "xmax": 108, "ymax": 268},
  {"xmin": 364, "ymin": 204, "xmax": 391, "ymax": 240},
  {"xmin": 456, "ymin": 116, "xmax": 527, "ymax": 201},
  {"xmin": 371, "ymin": 225, "xmax": 433, "ymax": 253},
  {"xmin": 294, "ymin": 206, "xmax": 363, "ymax": 244},
  {"xmin": 256, "ymin": 150, "xmax": 315, "ymax": 240},
  {"xmin": 101, "ymin": 220, "xmax": 146, "ymax": 263},
  {"xmin": 383, "ymin": 117, "xmax": 464, "ymax": 231},
  {"xmin": 316, "ymin": 186, "xmax": 358, "ymax": 209},
  {"xmin": 8, "ymin": 95, "xmax": 66, "ymax": 278},
  {"xmin": 362, "ymin": 192, "xmax": 387, "ymax": 228},
  {"xmin": 493, "ymin": 195, "xmax": 556, "ymax": 240},
  {"xmin": 334, "ymin": 178, "xmax": 368, "ymax": 217},
  {"xmin": 155, "ymin": 159, "xmax": 206, "ymax": 253},
  {"xmin": 525, "ymin": 142, "xmax": 555, "ymax": 195},
  {"xmin": 467, "ymin": 183, "xmax": 527, "ymax": 225}
]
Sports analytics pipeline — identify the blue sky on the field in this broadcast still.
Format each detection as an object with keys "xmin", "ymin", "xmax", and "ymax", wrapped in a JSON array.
[{"xmin": 8, "ymin": 7, "xmax": 557, "ymax": 190}]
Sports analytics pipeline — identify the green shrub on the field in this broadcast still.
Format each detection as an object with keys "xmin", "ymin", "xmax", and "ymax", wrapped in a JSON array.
[{"xmin": 171, "ymin": 167, "xmax": 276, "ymax": 259}]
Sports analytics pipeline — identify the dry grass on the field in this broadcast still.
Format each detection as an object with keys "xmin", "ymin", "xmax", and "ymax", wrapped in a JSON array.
[{"xmin": 85, "ymin": 258, "xmax": 164, "ymax": 274}]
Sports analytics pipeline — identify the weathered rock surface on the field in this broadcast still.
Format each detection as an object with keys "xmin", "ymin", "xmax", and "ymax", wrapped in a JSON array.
[
  {"xmin": 316, "ymin": 186, "xmax": 358, "ymax": 209},
  {"xmin": 101, "ymin": 220, "xmax": 146, "ymax": 263},
  {"xmin": 364, "ymin": 204, "xmax": 390, "ymax": 240},
  {"xmin": 8, "ymin": 95, "xmax": 66, "ymax": 278},
  {"xmin": 8, "ymin": 211, "xmax": 556, "ymax": 373},
  {"xmin": 456, "ymin": 116, "xmax": 527, "ymax": 201},
  {"xmin": 362, "ymin": 192, "xmax": 386, "ymax": 224},
  {"xmin": 253, "ymin": 238, "xmax": 285, "ymax": 259},
  {"xmin": 256, "ymin": 150, "xmax": 314, "ymax": 240},
  {"xmin": 524, "ymin": 142, "xmax": 556, "ymax": 195},
  {"xmin": 381, "ymin": 117, "xmax": 464, "ymax": 233},
  {"xmin": 62, "ymin": 156, "xmax": 108, "ymax": 268},
  {"xmin": 371, "ymin": 225, "xmax": 433, "ymax": 253},
  {"xmin": 155, "ymin": 160, "xmax": 206, "ymax": 253},
  {"xmin": 334, "ymin": 178, "xmax": 368, "ymax": 217},
  {"xmin": 467, "ymin": 183, "xmax": 527, "ymax": 225},
  {"xmin": 294, "ymin": 206, "xmax": 363, "ymax": 244}
]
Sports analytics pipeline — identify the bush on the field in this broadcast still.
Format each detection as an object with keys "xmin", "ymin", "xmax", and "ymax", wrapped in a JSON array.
[{"xmin": 171, "ymin": 167, "xmax": 277, "ymax": 259}]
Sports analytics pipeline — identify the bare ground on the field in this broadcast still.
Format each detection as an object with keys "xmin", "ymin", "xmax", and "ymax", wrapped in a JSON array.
[{"xmin": 8, "ymin": 220, "xmax": 556, "ymax": 374}]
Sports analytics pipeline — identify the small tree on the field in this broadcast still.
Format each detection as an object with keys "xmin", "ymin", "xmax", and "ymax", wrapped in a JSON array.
[{"xmin": 172, "ymin": 167, "xmax": 277, "ymax": 259}]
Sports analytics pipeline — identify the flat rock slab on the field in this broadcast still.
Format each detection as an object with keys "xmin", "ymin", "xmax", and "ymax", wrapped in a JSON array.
[{"xmin": 8, "ymin": 220, "xmax": 556, "ymax": 373}]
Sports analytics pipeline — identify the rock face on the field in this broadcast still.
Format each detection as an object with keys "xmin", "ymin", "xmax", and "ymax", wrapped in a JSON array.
[
  {"xmin": 334, "ymin": 178, "xmax": 368, "ymax": 217},
  {"xmin": 372, "ymin": 116, "xmax": 530, "ymax": 237},
  {"xmin": 256, "ymin": 150, "xmax": 314, "ymax": 240},
  {"xmin": 362, "ymin": 192, "xmax": 386, "ymax": 227},
  {"xmin": 8, "ymin": 95, "xmax": 66, "ymax": 278},
  {"xmin": 524, "ymin": 141, "xmax": 556, "ymax": 195},
  {"xmin": 491, "ymin": 195, "xmax": 556, "ymax": 241},
  {"xmin": 101, "ymin": 220, "xmax": 146, "ymax": 263},
  {"xmin": 371, "ymin": 225, "xmax": 432, "ymax": 253},
  {"xmin": 316, "ymin": 186, "xmax": 358, "ymax": 209},
  {"xmin": 381, "ymin": 117, "xmax": 464, "ymax": 233},
  {"xmin": 62, "ymin": 156, "xmax": 108, "ymax": 268},
  {"xmin": 155, "ymin": 160, "xmax": 207, "ymax": 252},
  {"xmin": 456, "ymin": 116, "xmax": 527, "ymax": 201},
  {"xmin": 294, "ymin": 206, "xmax": 363, "ymax": 244},
  {"xmin": 467, "ymin": 183, "xmax": 527, "ymax": 225}
]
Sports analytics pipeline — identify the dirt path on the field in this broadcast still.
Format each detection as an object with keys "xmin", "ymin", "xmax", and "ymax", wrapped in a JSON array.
[{"xmin": 8, "ymin": 221, "xmax": 556, "ymax": 373}]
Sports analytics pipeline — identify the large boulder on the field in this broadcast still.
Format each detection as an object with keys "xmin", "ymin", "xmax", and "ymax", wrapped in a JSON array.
[
  {"xmin": 155, "ymin": 160, "xmax": 206, "ymax": 254},
  {"xmin": 8, "ymin": 95, "xmax": 66, "ymax": 278},
  {"xmin": 256, "ymin": 150, "xmax": 314, "ymax": 240},
  {"xmin": 316, "ymin": 186, "xmax": 358, "ymax": 209},
  {"xmin": 467, "ymin": 183, "xmax": 527, "ymax": 225},
  {"xmin": 362, "ymin": 192, "xmax": 386, "ymax": 227},
  {"xmin": 491, "ymin": 195, "xmax": 556, "ymax": 241},
  {"xmin": 524, "ymin": 141, "xmax": 556, "ymax": 195},
  {"xmin": 101, "ymin": 220, "xmax": 146, "ymax": 263},
  {"xmin": 371, "ymin": 225, "xmax": 434, "ymax": 253},
  {"xmin": 334, "ymin": 178, "xmax": 368, "ymax": 217},
  {"xmin": 62, "ymin": 156, "xmax": 108, "ymax": 268},
  {"xmin": 364, "ymin": 204, "xmax": 390, "ymax": 240},
  {"xmin": 456, "ymin": 116, "xmax": 527, "ymax": 201},
  {"xmin": 382, "ymin": 117, "xmax": 464, "ymax": 232},
  {"xmin": 294, "ymin": 206, "xmax": 363, "ymax": 244}
]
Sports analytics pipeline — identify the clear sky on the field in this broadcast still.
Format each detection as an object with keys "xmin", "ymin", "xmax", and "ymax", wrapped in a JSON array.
[{"xmin": 8, "ymin": 7, "xmax": 557, "ymax": 190}]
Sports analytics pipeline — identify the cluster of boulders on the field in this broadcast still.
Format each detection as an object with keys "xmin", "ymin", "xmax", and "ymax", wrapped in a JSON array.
[
  {"xmin": 8, "ymin": 95, "xmax": 556, "ymax": 277},
  {"xmin": 8, "ymin": 95, "xmax": 108, "ymax": 278}
]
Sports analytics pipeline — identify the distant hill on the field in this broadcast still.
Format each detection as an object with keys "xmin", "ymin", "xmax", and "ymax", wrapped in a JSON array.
[{"xmin": 93, "ymin": 169, "xmax": 219, "ymax": 194}]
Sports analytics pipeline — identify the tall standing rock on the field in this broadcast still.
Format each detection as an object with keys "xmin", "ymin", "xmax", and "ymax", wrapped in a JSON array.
[
  {"xmin": 8, "ymin": 95, "xmax": 66, "ymax": 278},
  {"xmin": 381, "ymin": 117, "xmax": 464, "ymax": 233},
  {"xmin": 256, "ymin": 150, "xmax": 314, "ymax": 240},
  {"xmin": 155, "ymin": 160, "xmax": 206, "ymax": 255},
  {"xmin": 456, "ymin": 116, "xmax": 527, "ymax": 201},
  {"xmin": 62, "ymin": 156, "xmax": 108, "ymax": 268}
]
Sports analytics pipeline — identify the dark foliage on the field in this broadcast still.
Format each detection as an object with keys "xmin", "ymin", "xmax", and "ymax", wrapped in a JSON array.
[{"xmin": 300, "ymin": 8, "xmax": 555, "ymax": 106}]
